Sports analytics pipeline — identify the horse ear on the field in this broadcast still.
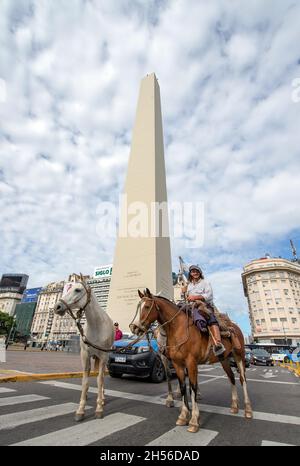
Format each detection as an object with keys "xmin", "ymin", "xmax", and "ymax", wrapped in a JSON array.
[
  {"xmin": 145, "ymin": 288, "xmax": 152, "ymax": 298},
  {"xmin": 138, "ymin": 289, "xmax": 144, "ymax": 298}
]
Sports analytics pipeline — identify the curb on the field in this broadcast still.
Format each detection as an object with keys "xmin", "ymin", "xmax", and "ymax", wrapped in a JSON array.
[{"xmin": 0, "ymin": 370, "xmax": 109, "ymax": 383}]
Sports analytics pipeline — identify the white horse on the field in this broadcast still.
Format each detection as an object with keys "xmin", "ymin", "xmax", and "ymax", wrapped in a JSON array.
[{"xmin": 54, "ymin": 279, "xmax": 114, "ymax": 421}]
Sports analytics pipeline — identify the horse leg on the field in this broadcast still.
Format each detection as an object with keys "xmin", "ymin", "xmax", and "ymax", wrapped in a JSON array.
[
  {"xmin": 187, "ymin": 360, "xmax": 200, "ymax": 433},
  {"xmin": 235, "ymin": 355, "xmax": 253, "ymax": 419},
  {"xmin": 173, "ymin": 364, "xmax": 190, "ymax": 426},
  {"xmin": 161, "ymin": 354, "xmax": 175, "ymax": 408},
  {"xmin": 220, "ymin": 358, "xmax": 239, "ymax": 414},
  {"xmin": 95, "ymin": 358, "xmax": 106, "ymax": 419},
  {"xmin": 75, "ymin": 349, "xmax": 90, "ymax": 421}
]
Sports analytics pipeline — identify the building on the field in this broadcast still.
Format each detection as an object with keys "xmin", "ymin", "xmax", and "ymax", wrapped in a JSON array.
[
  {"xmin": 242, "ymin": 256, "xmax": 300, "ymax": 345},
  {"xmin": 87, "ymin": 265, "xmax": 112, "ymax": 311},
  {"xmin": 14, "ymin": 287, "xmax": 43, "ymax": 339},
  {"xmin": 30, "ymin": 281, "xmax": 65, "ymax": 347},
  {"xmin": 0, "ymin": 274, "xmax": 29, "ymax": 316}
]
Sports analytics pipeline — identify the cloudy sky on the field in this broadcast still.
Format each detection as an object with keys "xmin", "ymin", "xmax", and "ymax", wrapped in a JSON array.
[{"xmin": 1, "ymin": 0, "xmax": 300, "ymax": 334}]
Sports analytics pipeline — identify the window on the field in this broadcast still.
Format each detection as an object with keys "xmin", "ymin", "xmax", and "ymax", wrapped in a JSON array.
[
  {"xmin": 280, "ymin": 318, "xmax": 287, "ymax": 322},
  {"xmin": 292, "ymin": 318, "xmax": 297, "ymax": 324}
]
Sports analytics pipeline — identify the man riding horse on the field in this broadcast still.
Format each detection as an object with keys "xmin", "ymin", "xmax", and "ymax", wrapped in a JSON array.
[{"xmin": 181, "ymin": 265, "xmax": 226, "ymax": 357}]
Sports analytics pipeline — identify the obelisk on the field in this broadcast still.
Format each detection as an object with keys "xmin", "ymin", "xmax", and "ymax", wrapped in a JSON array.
[{"xmin": 107, "ymin": 73, "xmax": 173, "ymax": 331}]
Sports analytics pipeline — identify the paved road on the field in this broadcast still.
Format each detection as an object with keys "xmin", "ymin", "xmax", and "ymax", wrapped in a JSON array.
[{"xmin": 0, "ymin": 364, "xmax": 299, "ymax": 446}]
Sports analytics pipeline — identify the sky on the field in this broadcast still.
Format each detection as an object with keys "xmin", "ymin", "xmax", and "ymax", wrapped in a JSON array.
[{"xmin": 1, "ymin": 0, "xmax": 300, "ymax": 335}]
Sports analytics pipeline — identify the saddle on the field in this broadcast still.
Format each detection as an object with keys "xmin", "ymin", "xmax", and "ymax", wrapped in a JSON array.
[{"xmin": 177, "ymin": 301, "xmax": 233, "ymax": 338}]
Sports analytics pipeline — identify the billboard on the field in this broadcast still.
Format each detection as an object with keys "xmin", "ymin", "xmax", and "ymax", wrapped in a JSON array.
[
  {"xmin": 0, "ymin": 274, "xmax": 28, "ymax": 293},
  {"xmin": 21, "ymin": 287, "xmax": 43, "ymax": 303},
  {"xmin": 94, "ymin": 265, "xmax": 113, "ymax": 278}
]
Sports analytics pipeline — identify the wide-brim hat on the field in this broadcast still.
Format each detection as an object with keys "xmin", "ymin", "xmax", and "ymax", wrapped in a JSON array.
[{"xmin": 189, "ymin": 265, "xmax": 202, "ymax": 273}]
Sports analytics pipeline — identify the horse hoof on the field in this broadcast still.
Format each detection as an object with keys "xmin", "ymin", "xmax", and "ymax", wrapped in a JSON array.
[
  {"xmin": 173, "ymin": 392, "xmax": 182, "ymax": 400},
  {"xmin": 245, "ymin": 411, "xmax": 253, "ymax": 419},
  {"xmin": 95, "ymin": 411, "xmax": 103, "ymax": 419},
  {"xmin": 230, "ymin": 407, "xmax": 239, "ymax": 414},
  {"xmin": 187, "ymin": 424, "xmax": 199, "ymax": 433},
  {"xmin": 166, "ymin": 400, "xmax": 174, "ymax": 408},
  {"xmin": 75, "ymin": 413, "xmax": 84, "ymax": 422},
  {"xmin": 176, "ymin": 418, "xmax": 189, "ymax": 426}
]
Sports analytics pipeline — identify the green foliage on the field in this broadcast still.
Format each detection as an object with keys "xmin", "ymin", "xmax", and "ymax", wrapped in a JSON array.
[{"xmin": 0, "ymin": 311, "xmax": 15, "ymax": 336}]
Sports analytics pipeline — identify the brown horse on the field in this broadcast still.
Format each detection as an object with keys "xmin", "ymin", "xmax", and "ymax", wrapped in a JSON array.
[{"xmin": 130, "ymin": 288, "xmax": 253, "ymax": 433}]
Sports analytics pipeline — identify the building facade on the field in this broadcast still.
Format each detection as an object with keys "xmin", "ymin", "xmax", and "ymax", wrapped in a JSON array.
[
  {"xmin": 87, "ymin": 265, "xmax": 112, "ymax": 311},
  {"xmin": 0, "ymin": 291, "xmax": 24, "ymax": 316},
  {"xmin": 242, "ymin": 257, "xmax": 300, "ymax": 345},
  {"xmin": 0, "ymin": 273, "xmax": 29, "ymax": 316},
  {"xmin": 30, "ymin": 281, "xmax": 66, "ymax": 347}
]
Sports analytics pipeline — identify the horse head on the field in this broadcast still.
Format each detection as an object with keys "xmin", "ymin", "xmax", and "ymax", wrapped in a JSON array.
[
  {"xmin": 129, "ymin": 288, "xmax": 159, "ymax": 336},
  {"xmin": 54, "ymin": 278, "xmax": 91, "ymax": 316}
]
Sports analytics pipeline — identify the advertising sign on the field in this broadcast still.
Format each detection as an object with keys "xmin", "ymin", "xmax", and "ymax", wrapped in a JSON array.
[
  {"xmin": 94, "ymin": 265, "xmax": 113, "ymax": 278},
  {"xmin": 21, "ymin": 287, "xmax": 43, "ymax": 303}
]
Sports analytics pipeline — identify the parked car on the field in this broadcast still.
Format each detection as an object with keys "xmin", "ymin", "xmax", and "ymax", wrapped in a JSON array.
[
  {"xmin": 270, "ymin": 350, "xmax": 289, "ymax": 363},
  {"xmin": 230, "ymin": 350, "xmax": 253, "ymax": 368},
  {"xmin": 108, "ymin": 334, "xmax": 172, "ymax": 383},
  {"xmin": 252, "ymin": 349, "xmax": 274, "ymax": 366}
]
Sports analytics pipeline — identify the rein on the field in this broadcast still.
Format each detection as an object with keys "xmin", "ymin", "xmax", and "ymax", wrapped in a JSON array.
[
  {"xmin": 60, "ymin": 280, "xmax": 113, "ymax": 353},
  {"xmin": 138, "ymin": 297, "xmax": 191, "ymax": 352}
]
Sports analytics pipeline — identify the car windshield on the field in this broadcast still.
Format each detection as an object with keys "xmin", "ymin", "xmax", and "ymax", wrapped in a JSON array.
[{"xmin": 252, "ymin": 349, "xmax": 270, "ymax": 356}]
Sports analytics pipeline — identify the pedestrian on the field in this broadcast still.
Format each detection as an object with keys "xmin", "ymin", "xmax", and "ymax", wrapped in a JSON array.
[{"xmin": 114, "ymin": 322, "xmax": 123, "ymax": 341}]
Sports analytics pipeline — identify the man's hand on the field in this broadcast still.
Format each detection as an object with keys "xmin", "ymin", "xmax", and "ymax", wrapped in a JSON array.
[{"xmin": 187, "ymin": 295, "xmax": 205, "ymax": 302}]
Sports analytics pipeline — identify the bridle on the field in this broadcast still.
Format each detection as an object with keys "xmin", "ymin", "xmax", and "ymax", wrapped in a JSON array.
[
  {"xmin": 59, "ymin": 280, "xmax": 112, "ymax": 353},
  {"xmin": 135, "ymin": 296, "xmax": 191, "ymax": 351}
]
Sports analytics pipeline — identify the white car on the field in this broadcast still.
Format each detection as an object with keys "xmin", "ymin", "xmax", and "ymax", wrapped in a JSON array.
[{"xmin": 270, "ymin": 352, "xmax": 287, "ymax": 362}]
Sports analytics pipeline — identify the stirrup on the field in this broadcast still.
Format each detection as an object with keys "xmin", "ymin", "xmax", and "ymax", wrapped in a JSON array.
[{"xmin": 213, "ymin": 342, "xmax": 226, "ymax": 357}]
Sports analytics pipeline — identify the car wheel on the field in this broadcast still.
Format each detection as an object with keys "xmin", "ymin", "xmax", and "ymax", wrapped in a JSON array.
[
  {"xmin": 109, "ymin": 371, "xmax": 122, "ymax": 378},
  {"xmin": 284, "ymin": 356, "xmax": 289, "ymax": 364},
  {"xmin": 150, "ymin": 357, "xmax": 165, "ymax": 383}
]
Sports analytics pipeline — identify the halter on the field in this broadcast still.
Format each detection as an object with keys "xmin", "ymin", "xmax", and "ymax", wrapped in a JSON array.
[
  {"xmin": 59, "ymin": 279, "xmax": 112, "ymax": 353},
  {"xmin": 135, "ymin": 296, "xmax": 191, "ymax": 351}
]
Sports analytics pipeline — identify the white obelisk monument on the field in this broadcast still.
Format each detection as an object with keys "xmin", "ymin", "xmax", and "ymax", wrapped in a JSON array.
[{"xmin": 107, "ymin": 73, "xmax": 173, "ymax": 331}]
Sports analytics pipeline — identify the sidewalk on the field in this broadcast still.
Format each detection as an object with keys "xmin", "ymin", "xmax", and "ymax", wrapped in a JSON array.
[{"xmin": 0, "ymin": 348, "xmax": 83, "ymax": 377}]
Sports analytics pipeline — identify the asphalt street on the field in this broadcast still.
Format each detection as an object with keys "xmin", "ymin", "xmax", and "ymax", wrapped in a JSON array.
[{"xmin": 0, "ymin": 362, "xmax": 299, "ymax": 446}]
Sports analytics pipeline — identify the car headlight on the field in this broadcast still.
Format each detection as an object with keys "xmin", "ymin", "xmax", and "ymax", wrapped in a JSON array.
[{"xmin": 137, "ymin": 346, "xmax": 150, "ymax": 353}]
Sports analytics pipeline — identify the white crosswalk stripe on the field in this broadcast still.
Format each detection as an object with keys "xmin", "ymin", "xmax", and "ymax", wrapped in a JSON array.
[
  {"xmin": 12, "ymin": 413, "xmax": 145, "ymax": 446},
  {"xmin": 0, "ymin": 394, "xmax": 49, "ymax": 407},
  {"xmin": 0, "ymin": 388, "xmax": 16, "ymax": 394},
  {"xmin": 40, "ymin": 381, "xmax": 300, "ymax": 425},
  {"xmin": 147, "ymin": 427, "xmax": 218, "ymax": 446},
  {"xmin": 261, "ymin": 440, "xmax": 296, "ymax": 446},
  {"xmin": 0, "ymin": 403, "xmax": 89, "ymax": 431}
]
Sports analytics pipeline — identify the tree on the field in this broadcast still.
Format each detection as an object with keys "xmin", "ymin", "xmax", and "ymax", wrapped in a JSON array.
[{"xmin": 0, "ymin": 312, "xmax": 15, "ymax": 337}]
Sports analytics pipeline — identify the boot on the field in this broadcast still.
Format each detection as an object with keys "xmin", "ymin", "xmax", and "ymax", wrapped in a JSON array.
[{"xmin": 209, "ymin": 324, "xmax": 226, "ymax": 357}]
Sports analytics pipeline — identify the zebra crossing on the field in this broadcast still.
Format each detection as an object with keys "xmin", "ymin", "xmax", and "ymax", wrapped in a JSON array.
[{"xmin": 0, "ymin": 381, "xmax": 299, "ymax": 446}]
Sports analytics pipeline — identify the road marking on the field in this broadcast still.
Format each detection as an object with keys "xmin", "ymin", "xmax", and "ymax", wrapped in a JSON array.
[
  {"xmin": 0, "ymin": 394, "xmax": 49, "ymax": 407},
  {"xmin": 261, "ymin": 440, "xmax": 296, "ymax": 446},
  {"xmin": 147, "ymin": 427, "xmax": 218, "ymax": 446},
  {"xmin": 0, "ymin": 388, "xmax": 16, "ymax": 394},
  {"xmin": 41, "ymin": 381, "xmax": 300, "ymax": 426},
  {"xmin": 199, "ymin": 377, "xmax": 221, "ymax": 385},
  {"xmin": 0, "ymin": 403, "xmax": 89, "ymax": 431},
  {"xmin": 198, "ymin": 374, "xmax": 299, "ymax": 385},
  {"xmin": 11, "ymin": 413, "xmax": 145, "ymax": 446}
]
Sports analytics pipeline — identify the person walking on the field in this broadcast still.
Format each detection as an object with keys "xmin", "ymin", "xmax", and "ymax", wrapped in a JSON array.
[{"xmin": 114, "ymin": 322, "xmax": 123, "ymax": 341}]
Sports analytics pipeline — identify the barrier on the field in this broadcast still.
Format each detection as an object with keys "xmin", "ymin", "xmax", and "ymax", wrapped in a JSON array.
[{"xmin": 278, "ymin": 360, "xmax": 300, "ymax": 377}]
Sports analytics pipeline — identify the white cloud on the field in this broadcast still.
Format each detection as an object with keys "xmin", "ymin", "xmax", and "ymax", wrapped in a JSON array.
[{"xmin": 1, "ymin": 0, "xmax": 300, "ymax": 335}]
